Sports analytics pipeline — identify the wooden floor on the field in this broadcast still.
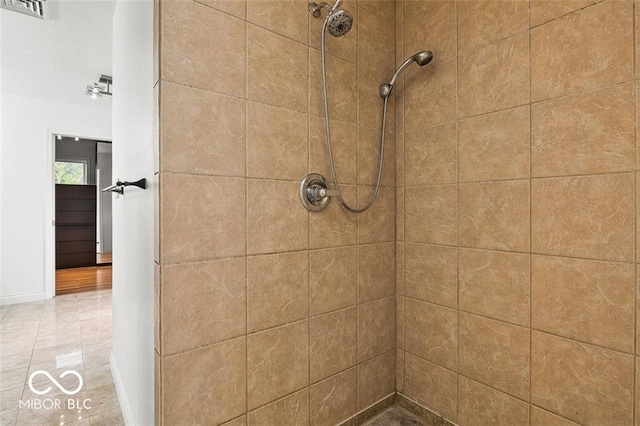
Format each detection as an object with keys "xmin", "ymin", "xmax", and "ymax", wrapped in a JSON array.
[
  {"xmin": 56, "ymin": 265, "xmax": 112, "ymax": 296},
  {"xmin": 97, "ymin": 252, "xmax": 113, "ymax": 264}
]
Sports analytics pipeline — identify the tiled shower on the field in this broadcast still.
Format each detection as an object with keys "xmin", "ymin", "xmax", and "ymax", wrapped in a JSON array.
[{"xmin": 154, "ymin": 0, "xmax": 640, "ymax": 425}]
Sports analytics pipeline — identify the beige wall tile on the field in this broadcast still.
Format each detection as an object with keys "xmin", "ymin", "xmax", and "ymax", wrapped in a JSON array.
[
  {"xmin": 531, "ymin": 0, "xmax": 633, "ymax": 102},
  {"xmin": 247, "ymin": 102, "xmax": 309, "ymax": 180},
  {"xmin": 531, "ymin": 406, "xmax": 581, "ymax": 426},
  {"xmin": 196, "ymin": 0, "xmax": 244, "ymax": 18},
  {"xmin": 358, "ymin": 297, "xmax": 395, "ymax": 362},
  {"xmin": 247, "ymin": 0, "xmax": 309, "ymax": 42},
  {"xmin": 309, "ymin": 368, "xmax": 358, "ymax": 426},
  {"xmin": 162, "ymin": 337, "xmax": 246, "ymax": 425},
  {"xmin": 247, "ymin": 321, "xmax": 309, "ymax": 410},
  {"xmin": 309, "ymin": 118, "xmax": 358, "ymax": 185},
  {"xmin": 458, "ymin": 377, "xmax": 530, "ymax": 426},
  {"xmin": 357, "ymin": 66, "xmax": 395, "ymax": 131},
  {"xmin": 161, "ymin": 174, "xmax": 245, "ymax": 263},
  {"xmin": 160, "ymin": 82, "xmax": 245, "ymax": 177},
  {"xmin": 458, "ymin": 180, "xmax": 530, "ymax": 252},
  {"xmin": 459, "ymin": 249, "xmax": 530, "ymax": 327},
  {"xmin": 532, "ymin": 255, "xmax": 634, "ymax": 352},
  {"xmin": 358, "ymin": 186, "xmax": 396, "ymax": 244},
  {"xmin": 404, "ymin": 243, "xmax": 457, "ymax": 308},
  {"xmin": 358, "ymin": 243, "xmax": 395, "ymax": 303},
  {"xmin": 397, "ymin": 296, "xmax": 405, "ymax": 349},
  {"xmin": 396, "ymin": 349, "xmax": 405, "ymax": 392},
  {"xmin": 458, "ymin": 32, "xmax": 529, "ymax": 118},
  {"xmin": 309, "ymin": 247, "xmax": 358, "ymax": 315},
  {"xmin": 530, "ymin": 0, "xmax": 598, "ymax": 26},
  {"xmin": 359, "ymin": 0, "xmax": 395, "ymax": 20},
  {"xmin": 247, "ymin": 389, "xmax": 309, "ymax": 426},
  {"xmin": 308, "ymin": 0, "xmax": 357, "ymax": 61},
  {"xmin": 459, "ymin": 106, "xmax": 530, "ymax": 182},
  {"xmin": 459, "ymin": 313, "xmax": 530, "ymax": 400},
  {"xmin": 154, "ymin": 264, "xmax": 161, "ymax": 355},
  {"xmin": 310, "ymin": 50, "xmax": 357, "ymax": 122},
  {"xmin": 247, "ymin": 252, "xmax": 309, "ymax": 333},
  {"xmin": 161, "ymin": 0, "xmax": 245, "ymax": 97},
  {"xmin": 404, "ymin": 353, "xmax": 457, "ymax": 422},
  {"xmin": 531, "ymin": 173, "xmax": 634, "ymax": 262},
  {"xmin": 358, "ymin": 8, "xmax": 395, "ymax": 76},
  {"xmin": 403, "ymin": 0, "xmax": 437, "ymax": 23},
  {"xmin": 405, "ymin": 123, "xmax": 457, "ymax": 186},
  {"xmin": 247, "ymin": 179, "xmax": 309, "ymax": 255},
  {"xmin": 222, "ymin": 416, "xmax": 247, "ymax": 426},
  {"xmin": 358, "ymin": 351, "xmax": 395, "ymax": 409},
  {"xmin": 161, "ymin": 259, "xmax": 245, "ymax": 355},
  {"xmin": 405, "ymin": 185, "xmax": 457, "ymax": 245},
  {"xmin": 405, "ymin": 298, "xmax": 457, "ymax": 370},
  {"xmin": 405, "ymin": 59, "xmax": 456, "ymax": 131},
  {"xmin": 357, "ymin": 127, "xmax": 395, "ymax": 187},
  {"xmin": 310, "ymin": 186, "xmax": 358, "ymax": 249},
  {"xmin": 310, "ymin": 308, "xmax": 357, "ymax": 383},
  {"xmin": 403, "ymin": 0, "xmax": 456, "ymax": 63},
  {"xmin": 247, "ymin": 24, "xmax": 308, "ymax": 113},
  {"xmin": 532, "ymin": 83, "xmax": 634, "ymax": 177},
  {"xmin": 457, "ymin": 0, "xmax": 528, "ymax": 55},
  {"xmin": 396, "ymin": 239, "xmax": 404, "ymax": 294},
  {"xmin": 531, "ymin": 331, "xmax": 634, "ymax": 425}
]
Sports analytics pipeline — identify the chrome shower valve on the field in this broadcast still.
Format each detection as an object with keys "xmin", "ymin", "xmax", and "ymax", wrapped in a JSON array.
[{"xmin": 299, "ymin": 173, "xmax": 335, "ymax": 212}]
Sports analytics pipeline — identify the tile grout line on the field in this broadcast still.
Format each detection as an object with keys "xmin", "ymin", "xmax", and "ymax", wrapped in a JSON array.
[
  {"xmin": 633, "ymin": 0, "xmax": 638, "ymax": 423},
  {"xmin": 527, "ymin": 0, "xmax": 534, "ymax": 419},
  {"xmin": 307, "ymin": 7, "xmax": 312, "ymax": 420},
  {"xmin": 454, "ymin": 0, "xmax": 460, "ymax": 419},
  {"xmin": 244, "ymin": 3, "xmax": 250, "ymax": 417}
]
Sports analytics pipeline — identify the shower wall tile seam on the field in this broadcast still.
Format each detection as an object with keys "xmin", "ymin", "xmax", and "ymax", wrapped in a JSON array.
[
  {"xmin": 527, "ymin": 9, "xmax": 534, "ymax": 423},
  {"xmin": 633, "ymin": 3, "xmax": 638, "ymax": 426},
  {"xmin": 402, "ymin": 241, "xmax": 635, "ymax": 265},
  {"xmin": 527, "ymin": 0, "xmax": 607, "ymax": 29}
]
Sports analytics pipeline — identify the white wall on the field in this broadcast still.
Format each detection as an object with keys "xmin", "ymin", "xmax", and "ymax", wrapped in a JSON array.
[
  {"xmin": 0, "ymin": 0, "xmax": 114, "ymax": 304},
  {"xmin": 0, "ymin": 94, "xmax": 111, "ymax": 304},
  {"xmin": 109, "ymin": 0, "xmax": 155, "ymax": 424}
]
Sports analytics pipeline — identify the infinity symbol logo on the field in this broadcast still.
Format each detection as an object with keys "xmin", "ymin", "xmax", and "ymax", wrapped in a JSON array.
[{"xmin": 28, "ymin": 370, "xmax": 83, "ymax": 396}]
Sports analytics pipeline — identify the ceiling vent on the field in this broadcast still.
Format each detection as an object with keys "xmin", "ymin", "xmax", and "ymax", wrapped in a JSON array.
[{"xmin": 1, "ymin": 0, "xmax": 45, "ymax": 19}]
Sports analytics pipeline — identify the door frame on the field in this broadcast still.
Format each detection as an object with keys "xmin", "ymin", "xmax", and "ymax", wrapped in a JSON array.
[{"xmin": 44, "ymin": 129, "xmax": 111, "ymax": 299}]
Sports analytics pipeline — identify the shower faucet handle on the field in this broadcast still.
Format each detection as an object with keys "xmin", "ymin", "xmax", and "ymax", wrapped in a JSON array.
[{"xmin": 308, "ymin": 185, "xmax": 338, "ymax": 200}]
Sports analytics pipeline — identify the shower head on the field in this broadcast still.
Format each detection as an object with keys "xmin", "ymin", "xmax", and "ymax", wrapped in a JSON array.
[
  {"xmin": 413, "ymin": 51, "xmax": 433, "ymax": 67},
  {"xmin": 309, "ymin": 0, "xmax": 353, "ymax": 37},
  {"xmin": 326, "ymin": 9, "xmax": 353, "ymax": 37},
  {"xmin": 379, "ymin": 50, "xmax": 434, "ymax": 99}
]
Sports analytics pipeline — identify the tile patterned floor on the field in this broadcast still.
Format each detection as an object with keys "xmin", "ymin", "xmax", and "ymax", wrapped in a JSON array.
[
  {"xmin": 0, "ymin": 290, "xmax": 123, "ymax": 425},
  {"xmin": 364, "ymin": 406, "xmax": 428, "ymax": 426}
]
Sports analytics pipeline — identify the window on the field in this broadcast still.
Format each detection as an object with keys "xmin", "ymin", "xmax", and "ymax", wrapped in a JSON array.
[{"xmin": 55, "ymin": 160, "xmax": 87, "ymax": 185}]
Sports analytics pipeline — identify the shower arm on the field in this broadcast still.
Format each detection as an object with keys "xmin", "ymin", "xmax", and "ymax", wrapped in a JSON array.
[{"xmin": 309, "ymin": 0, "xmax": 342, "ymax": 17}]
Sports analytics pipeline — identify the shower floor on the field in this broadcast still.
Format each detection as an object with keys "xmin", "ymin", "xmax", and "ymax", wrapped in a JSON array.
[{"xmin": 363, "ymin": 406, "xmax": 427, "ymax": 426}]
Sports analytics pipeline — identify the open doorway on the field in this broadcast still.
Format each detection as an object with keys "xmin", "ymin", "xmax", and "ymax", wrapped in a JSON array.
[{"xmin": 54, "ymin": 135, "xmax": 113, "ymax": 295}]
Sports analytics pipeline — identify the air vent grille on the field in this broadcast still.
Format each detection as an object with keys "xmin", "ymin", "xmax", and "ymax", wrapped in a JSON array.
[{"xmin": 1, "ymin": 0, "xmax": 45, "ymax": 19}]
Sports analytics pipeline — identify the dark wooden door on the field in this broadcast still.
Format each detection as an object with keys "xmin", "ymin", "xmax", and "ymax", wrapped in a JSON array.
[{"xmin": 55, "ymin": 185, "xmax": 97, "ymax": 269}]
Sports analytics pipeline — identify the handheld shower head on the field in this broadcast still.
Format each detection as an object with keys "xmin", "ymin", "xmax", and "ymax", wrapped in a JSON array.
[
  {"xmin": 379, "ymin": 50, "xmax": 434, "ymax": 98},
  {"xmin": 413, "ymin": 51, "xmax": 433, "ymax": 66}
]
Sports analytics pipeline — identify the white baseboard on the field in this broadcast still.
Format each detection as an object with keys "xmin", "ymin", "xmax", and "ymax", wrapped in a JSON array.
[
  {"xmin": 0, "ymin": 291, "xmax": 44, "ymax": 306},
  {"xmin": 110, "ymin": 353, "xmax": 135, "ymax": 426}
]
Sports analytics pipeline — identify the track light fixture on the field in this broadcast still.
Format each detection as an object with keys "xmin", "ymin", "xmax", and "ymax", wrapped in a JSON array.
[{"xmin": 85, "ymin": 75, "xmax": 112, "ymax": 99}]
